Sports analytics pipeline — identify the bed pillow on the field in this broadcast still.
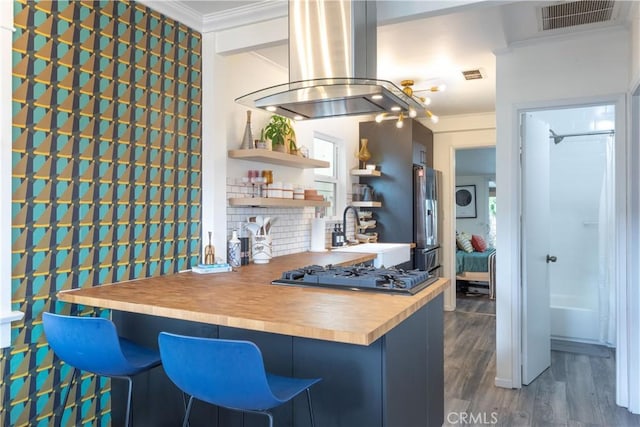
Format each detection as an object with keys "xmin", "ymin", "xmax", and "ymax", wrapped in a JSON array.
[
  {"xmin": 471, "ymin": 234, "xmax": 487, "ymax": 252},
  {"xmin": 456, "ymin": 232, "xmax": 474, "ymax": 253}
]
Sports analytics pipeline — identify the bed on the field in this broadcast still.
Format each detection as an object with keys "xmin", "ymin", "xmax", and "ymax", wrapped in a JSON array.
[{"xmin": 456, "ymin": 248, "xmax": 496, "ymax": 299}]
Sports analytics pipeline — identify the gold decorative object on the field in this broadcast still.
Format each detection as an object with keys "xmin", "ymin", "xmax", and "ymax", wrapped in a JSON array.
[
  {"xmin": 358, "ymin": 138, "xmax": 371, "ymax": 169},
  {"xmin": 204, "ymin": 231, "xmax": 215, "ymax": 265},
  {"xmin": 401, "ymin": 79, "xmax": 415, "ymax": 96}
]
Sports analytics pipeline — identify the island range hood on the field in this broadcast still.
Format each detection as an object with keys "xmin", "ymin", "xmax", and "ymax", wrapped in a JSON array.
[{"xmin": 235, "ymin": 0, "xmax": 424, "ymax": 121}]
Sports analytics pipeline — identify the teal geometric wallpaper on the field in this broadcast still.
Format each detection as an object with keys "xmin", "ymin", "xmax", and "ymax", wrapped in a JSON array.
[{"xmin": 1, "ymin": 1, "xmax": 202, "ymax": 425}]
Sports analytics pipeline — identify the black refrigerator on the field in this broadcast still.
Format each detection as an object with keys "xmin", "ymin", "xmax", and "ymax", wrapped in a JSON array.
[{"xmin": 414, "ymin": 165, "xmax": 442, "ymax": 275}]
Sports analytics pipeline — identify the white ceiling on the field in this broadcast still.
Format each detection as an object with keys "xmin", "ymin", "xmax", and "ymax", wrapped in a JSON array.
[{"xmin": 158, "ymin": 0, "xmax": 632, "ymax": 118}]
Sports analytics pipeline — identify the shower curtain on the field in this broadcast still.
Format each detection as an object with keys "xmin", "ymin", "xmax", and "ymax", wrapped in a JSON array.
[{"xmin": 598, "ymin": 135, "xmax": 616, "ymax": 346}]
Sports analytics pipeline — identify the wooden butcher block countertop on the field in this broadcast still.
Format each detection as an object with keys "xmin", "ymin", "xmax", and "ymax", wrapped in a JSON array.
[{"xmin": 57, "ymin": 251, "xmax": 450, "ymax": 346}]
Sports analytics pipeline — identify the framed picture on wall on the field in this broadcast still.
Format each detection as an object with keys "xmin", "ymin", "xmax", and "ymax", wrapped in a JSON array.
[{"xmin": 455, "ymin": 185, "xmax": 477, "ymax": 218}]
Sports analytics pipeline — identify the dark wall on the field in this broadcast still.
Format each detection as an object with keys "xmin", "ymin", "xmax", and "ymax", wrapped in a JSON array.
[{"xmin": 359, "ymin": 119, "xmax": 433, "ymax": 246}]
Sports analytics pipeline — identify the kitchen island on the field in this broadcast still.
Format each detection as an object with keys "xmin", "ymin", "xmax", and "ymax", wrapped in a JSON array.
[{"xmin": 57, "ymin": 251, "xmax": 449, "ymax": 427}]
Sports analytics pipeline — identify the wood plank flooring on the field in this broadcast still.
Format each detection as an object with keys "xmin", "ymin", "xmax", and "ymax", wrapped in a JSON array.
[{"xmin": 444, "ymin": 293, "xmax": 640, "ymax": 426}]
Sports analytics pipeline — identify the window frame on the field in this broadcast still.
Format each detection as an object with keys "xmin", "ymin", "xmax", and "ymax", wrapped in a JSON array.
[{"xmin": 313, "ymin": 132, "xmax": 344, "ymax": 219}]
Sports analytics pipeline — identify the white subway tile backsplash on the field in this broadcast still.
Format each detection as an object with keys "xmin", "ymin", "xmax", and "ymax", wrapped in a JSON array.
[{"xmin": 226, "ymin": 180, "xmax": 358, "ymax": 259}]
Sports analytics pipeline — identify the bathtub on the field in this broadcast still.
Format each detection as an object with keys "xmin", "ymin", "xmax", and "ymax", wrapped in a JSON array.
[{"xmin": 550, "ymin": 293, "xmax": 600, "ymax": 344}]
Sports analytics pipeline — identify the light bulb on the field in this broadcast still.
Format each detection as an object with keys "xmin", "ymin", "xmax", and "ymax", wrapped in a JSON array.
[
  {"xmin": 372, "ymin": 94, "xmax": 383, "ymax": 100},
  {"xmin": 422, "ymin": 97, "xmax": 431, "ymax": 106},
  {"xmin": 426, "ymin": 110, "xmax": 439, "ymax": 124},
  {"xmin": 437, "ymin": 84, "xmax": 446, "ymax": 92},
  {"xmin": 391, "ymin": 106, "xmax": 401, "ymax": 112},
  {"xmin": 375, "ymin": 113, "xmax": 385, "ymax": 123},
  {"xmin": 409, "ymin": 108, "xmax": 417, "ymax": 118},
  {"xmin": 396, "ymin": 113, "xmax": 404, "ymax": 128}
]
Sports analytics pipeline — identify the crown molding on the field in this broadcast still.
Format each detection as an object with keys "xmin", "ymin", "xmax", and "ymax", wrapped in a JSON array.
[
  {"xmin": 136, "ymin": 1, "xmax": 288, "ymax": 34},
  {"xmin": 137, "ymin": 0, "xmax": 203, "ymax": 31},
  {"xmin": 202, "ymin": 1, "xmax": 288, "ymax": 33},
  {"xmin": 503, "ymin": 23, "xmax": 628, "ymax": 52}
]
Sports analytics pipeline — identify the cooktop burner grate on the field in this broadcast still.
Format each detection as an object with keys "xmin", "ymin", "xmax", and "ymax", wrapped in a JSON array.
[{"xmin": 273, "ymin": 265, "xmax": 437, "ymax": 295}]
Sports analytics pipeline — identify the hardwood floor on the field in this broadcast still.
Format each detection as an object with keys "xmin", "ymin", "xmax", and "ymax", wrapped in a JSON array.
[{"xmin": 444, "ymin": 293, "xmax": 640, "ymax": 426}]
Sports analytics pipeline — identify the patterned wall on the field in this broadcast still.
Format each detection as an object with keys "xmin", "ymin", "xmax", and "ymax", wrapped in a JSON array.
[{"xmin": 2, "ymin": 1, "xmax": 202, "ymax": 425}]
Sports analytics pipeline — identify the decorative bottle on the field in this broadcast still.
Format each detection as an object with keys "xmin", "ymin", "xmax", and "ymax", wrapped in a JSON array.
[
  {"xmin": 358, "ymin": 138, "xmax": 371, "ymax": 169},
  {"xmin": 204, "ymin": 231, "xmax": 215, "ymax": 265},
  {"xmin": 228, "ymin": 230, "xmax": 241, "ymax": 267},
  {"xmin": 240, "ymin": 110, "xmax": 254, "ymax": 149}
]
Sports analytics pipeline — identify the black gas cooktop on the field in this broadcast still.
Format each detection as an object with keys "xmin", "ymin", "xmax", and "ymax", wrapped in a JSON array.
[{"xmin": 272, "ymin": 264, "xmax": 437, "ymax": 295}]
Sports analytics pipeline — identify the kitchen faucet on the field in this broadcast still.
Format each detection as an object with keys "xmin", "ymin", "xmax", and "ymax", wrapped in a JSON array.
[{"xmin": 342, "ymin": 205, "xmax": 361, "ymax": 245}]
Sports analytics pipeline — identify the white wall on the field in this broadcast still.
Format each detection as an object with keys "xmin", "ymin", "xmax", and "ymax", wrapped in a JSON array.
[
  {"xmin": 432, "ymin": 112, "xmax": 495, "ymax": 311},
  {"xmin": 632, "ymin": 2, "xmax": 640, "ymax": 87},
  {"xmin": 0, "ymin": 1, "xmax": 22, "ymax": 348},
  {"xmin": 203, "ymin": 41, "xmax": 361, "ymax": 260},
  {"xmin": 628, "ymin": 3, "xmax": 640, "ymax": 413},
  {"xmin": 495, "ymin": 28, "xmax": 629, "ymax": 389}
]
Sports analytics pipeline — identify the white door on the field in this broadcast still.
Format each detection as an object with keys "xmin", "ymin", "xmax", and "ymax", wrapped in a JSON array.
[{"xmin": 521, "ymin": 113, "xmax": 552, "ymax": 385}]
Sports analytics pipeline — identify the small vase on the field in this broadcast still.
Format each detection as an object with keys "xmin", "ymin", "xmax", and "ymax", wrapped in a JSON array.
[
  {"xmin": 228, "ymin": 230, "xmax": 241, "ymax": 267},
  {"xmin": 240, "ymin": 110, "xmax": 254, "ymax": 149},
  {"xmin": 358, "ymin": 138, "xmax": 371, "ymax": 169}
]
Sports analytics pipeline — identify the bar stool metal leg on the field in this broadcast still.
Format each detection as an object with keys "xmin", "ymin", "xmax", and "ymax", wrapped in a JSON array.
[
  {"xmin": 306, "ymin": 388, "xmax": 317, "ymax": 427},
  {"xmin": 124, "ymin": 376, "xmax": 133, "ymax": 427},
  {"xmin": 182, "ymin": 395, "xmax": 195, "ymax": 427},
  {"xmin": 60, "ymin": 368, "xmax": 78, "ymax": 417}
]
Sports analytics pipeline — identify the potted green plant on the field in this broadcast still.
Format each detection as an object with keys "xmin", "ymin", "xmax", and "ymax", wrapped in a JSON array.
[{"xmin": 262, "ymin": 115, "xmax": 296, "ymax": 153}]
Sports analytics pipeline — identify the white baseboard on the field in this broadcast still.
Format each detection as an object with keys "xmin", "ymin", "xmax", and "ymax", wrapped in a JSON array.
[{"xmin": 495, "ymin": 377, "xmax": 518, "ymax": 389}]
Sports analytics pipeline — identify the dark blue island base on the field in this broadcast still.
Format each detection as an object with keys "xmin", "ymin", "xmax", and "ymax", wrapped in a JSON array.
[{"xmin": 112, "ymin": 294, "xmax": 444, "ymax": 427}]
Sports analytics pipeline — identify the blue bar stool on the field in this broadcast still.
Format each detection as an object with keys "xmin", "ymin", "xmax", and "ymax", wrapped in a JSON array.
[
  {"xmin": 158, "ymin": 332, "xmax": 321, "ymax": 427},
  {"xmin": 42, "ymin": 312, "xmax": 162, "ymax": 426}
]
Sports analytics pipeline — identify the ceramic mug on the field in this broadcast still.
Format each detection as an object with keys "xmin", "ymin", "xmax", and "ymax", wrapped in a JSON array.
[{"xmin": 252, "ymin": 235, "xmax": 272, "ymax": 264}]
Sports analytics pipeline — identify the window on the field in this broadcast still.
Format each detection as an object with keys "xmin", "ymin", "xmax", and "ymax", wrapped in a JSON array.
[{"xmin": 313, "ymin": 133, "xmax": 342, "ymax": 217}]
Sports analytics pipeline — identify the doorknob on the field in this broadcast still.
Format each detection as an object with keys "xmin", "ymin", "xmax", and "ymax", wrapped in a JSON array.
[{"xmin": 546, "ymin": 255, "xmax": 557, "ymax": 263}]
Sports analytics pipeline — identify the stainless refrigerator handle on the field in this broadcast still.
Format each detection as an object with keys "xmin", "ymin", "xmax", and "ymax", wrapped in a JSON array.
[{"xmin": 426, "ymin": 206, "xmax": 433, "ymax": 242}]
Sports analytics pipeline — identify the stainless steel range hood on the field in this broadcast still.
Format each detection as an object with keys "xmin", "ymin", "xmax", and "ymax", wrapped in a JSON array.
[{"xmin": 235, "ymin": 0, "xmax": 423, "ymax": 120}]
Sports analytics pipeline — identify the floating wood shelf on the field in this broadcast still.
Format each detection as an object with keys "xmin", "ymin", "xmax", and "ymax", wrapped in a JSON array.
[
  {"xmin": 228, "ymin": 149, "xmax": 330, "ymax": 169},
  {"xmin": 350, "ymin": 169, "xmax": 381, "ymax": 177},
  {"xmin": 351, "ymin": 201, "xmax": 382, "ymax": 208},
  {"xmin": 229, "ymin": 197, "xmax": 330, "ymax": 208}
]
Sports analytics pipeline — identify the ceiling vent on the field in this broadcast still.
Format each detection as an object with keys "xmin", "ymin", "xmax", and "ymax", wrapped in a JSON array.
[
  {"xmin": 540, "ymin": 0, "xmax": 615, "ymax": 31},
  {"xmin": 462, "ymin": 69, "xmax": 483, "ymax": 80}
]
